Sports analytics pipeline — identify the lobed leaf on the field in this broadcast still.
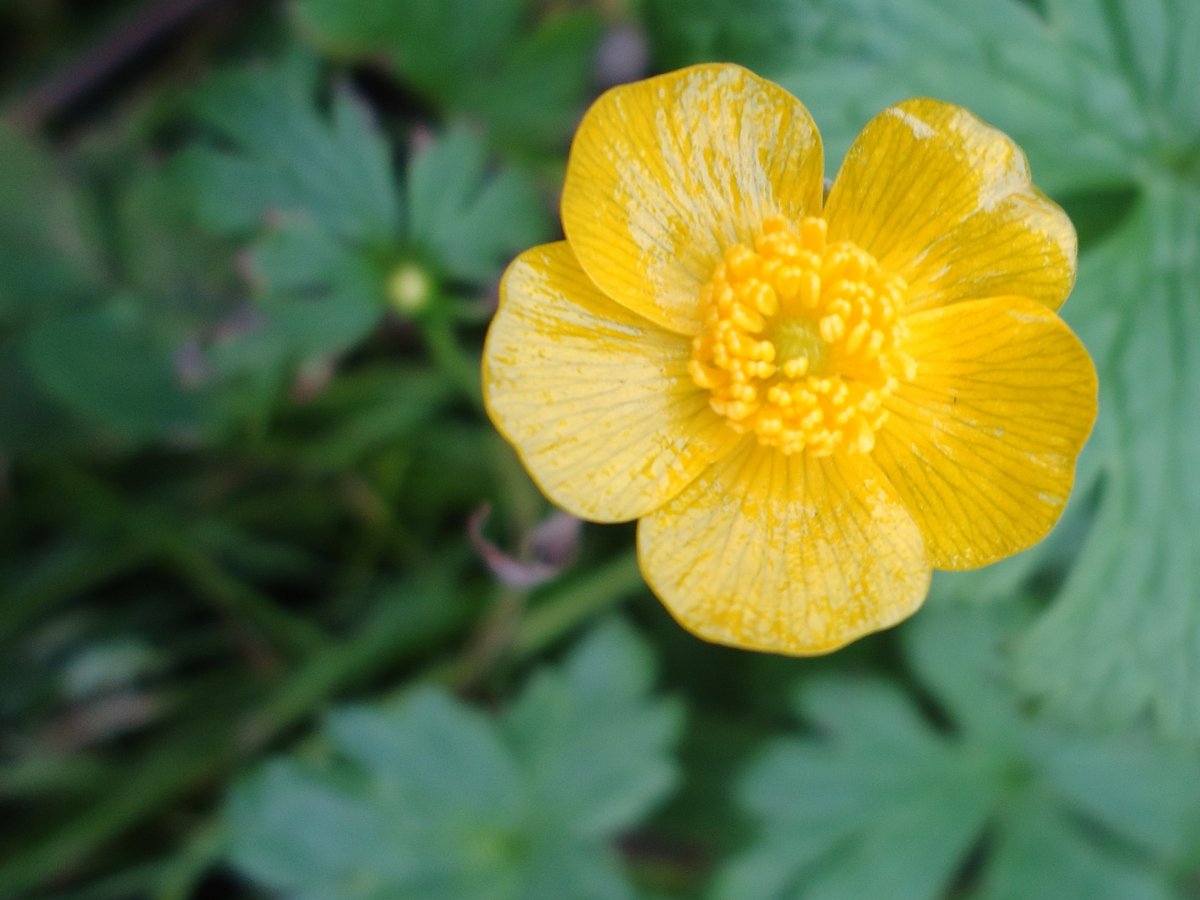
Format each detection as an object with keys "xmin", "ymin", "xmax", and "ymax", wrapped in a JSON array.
[
  {"xmin": 0, "ymin": 122, "xmax": 100, "ymax": 323},
  {"xmin": 714, "ymin": 603, "xmax": 1200, "ymax": 899},
  {"xmin": 223, "ymin": 618, "xmax": 682, "ymax": 899},
  {"xmin": 294, "ymin": 0, "xmax": 602, "ymax": 156},
  {"xmin": 1014, "ymin": 187, "xmax": 1200, "ymax": 736},
  {"xmin": 23, "ymin": 301, "xmax": 208, "ymax": 439},
  {"xmin": 178, "ymin": 54, "xmax": 400, "ymax": 242},
  {"xmin": 406, "ymin": 126, "xmax": 549, "ymax": 283}
]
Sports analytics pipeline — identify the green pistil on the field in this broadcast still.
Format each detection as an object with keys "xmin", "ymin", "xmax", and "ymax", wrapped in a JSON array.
[{"xmin": 771, "ymin": 317, "xmax": 827, "ymax": 374}]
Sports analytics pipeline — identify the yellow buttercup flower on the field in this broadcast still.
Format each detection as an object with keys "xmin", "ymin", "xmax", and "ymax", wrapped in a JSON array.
[{"xmin": 482, "ymin": 64, "xmax": 1097, "ymax": 655}]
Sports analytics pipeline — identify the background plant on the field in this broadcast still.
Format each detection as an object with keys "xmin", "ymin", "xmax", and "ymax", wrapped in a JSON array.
[{"xmin": 1, "ymin": 0, "xmax": 1198, "ymax": 898}]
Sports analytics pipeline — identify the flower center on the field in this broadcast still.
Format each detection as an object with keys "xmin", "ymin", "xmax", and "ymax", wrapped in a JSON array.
[
  {"xmin": 770, "ymin": 317, "xmax": 827, "ymax": 375},
  {"xmin": 688, "ymin": 215, "xmax": 916, "ymax": 455}
]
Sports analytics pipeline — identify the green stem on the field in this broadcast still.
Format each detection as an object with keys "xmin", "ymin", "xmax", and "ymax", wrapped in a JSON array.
[
  {"xmin": 14, "ymin": 466, "xmax": 322, "ymax": 658},
  {"xmin": 512, "ymin": 551, "xmax": 644, "ymax": 658},
  {"xmin": 43, "ymin": 860, "xmax": 164, "ymax": 900},
  {"xmin": 0, "ymin": 754, "xmax": 114, "ymax": 798},
  {"xmin": 420, "ymin": 314, "xmax": 483, "ymax": 409},
  {"xmin": 160, "ymin": 540, "xmax": 326, "ymax": 657},
  {"xmin": 0, "ymin": 539, "xmax": 151, "ymax": 644},
  {"xmin": 152, "ymin": 818, "xmax": 223, "ymax": 900},
  {"xmin": 452, "ymin": 584, "xmax": 528, "ymax": 690},
  {"xmin": 236, "ymin": 579, "xmax": 475, "ymax": 743},
  {"xmin": 0, "ymin": 706, "xmax": 240, "ymax": 900}
]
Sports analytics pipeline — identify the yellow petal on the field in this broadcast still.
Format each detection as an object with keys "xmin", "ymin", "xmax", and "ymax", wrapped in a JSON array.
[
  {"xmin": 562, "ymin": 63, "xmax": 824, "ymax": 336},
  {"xmin": 873, "ymin": 296, "xmax": 1098, "ymax": 569},
  {"xmin": 825, "ymin": 99, "xmax": 1076, "ymax": 314},
  {"xmin": 637, "ymin": 440, "xmax": 930, "ymax": 655},
  {"xmin": 483, "ymin": 242, "xmax": 741, "ymax": 523}
]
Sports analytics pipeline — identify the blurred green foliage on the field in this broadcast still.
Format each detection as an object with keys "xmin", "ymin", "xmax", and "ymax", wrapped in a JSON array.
[
  {"xmin": 717, "ymin": 603, "xmax": 1200, "ymax": 900},
  {"xmin": 226, "ymin": 620, "xmax": 682, "ymax": 899},
  {"xmin": 294, "ymin": 0, "xmax": 603, "ymax": 157},
  {"xmin": 1, "ymin": 0, "xmax": 1199, "ymax": 898}
]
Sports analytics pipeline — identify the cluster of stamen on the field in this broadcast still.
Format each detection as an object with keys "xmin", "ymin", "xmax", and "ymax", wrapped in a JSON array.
[{"xmin": 689, "ymin": 215, "xmax": 916, "ymax": 455}]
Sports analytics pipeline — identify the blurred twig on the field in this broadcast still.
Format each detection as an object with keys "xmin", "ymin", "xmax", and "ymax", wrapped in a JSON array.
[{"xmin": 9, "ymin": 0, "xmax": 233, "ymax": 129}]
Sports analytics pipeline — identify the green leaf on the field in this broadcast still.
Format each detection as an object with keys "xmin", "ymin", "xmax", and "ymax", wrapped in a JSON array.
[
  {"xmin": 713, "ymin": 676, "xmax": 996, "ymax": 900},
  {"xmin": 228, "ymin": 690, "xmax": 528, "ymax": 900},
  {"xmin": 0, "ymin": 121, "xmax": 100, "ymax": 323},
  {"xmin": 0, "ymin": 336, "xmax": 88, "ymax": 456},
  {"xmin": 174, "ymin": 55, "xmax": 409, "ymax": 366},
  {"xmin": 225, "ymin": 755, "xmax": 478, "ymax": 900},
  {"xmin": 1014, "ymin": 185, "xmax": 1200, "ymax": 736},
  {"xmin": 714, "ymin": 603, "xmax": 1199, "ymax": 900},
  {"xmin": 224, "ymin": 618, "xmax": 681, "ymax": 899},
  {"xmin": 294, "ymin": 0, "xmax": 528, "ymax": 103},
  {"xmin": 981, "ymin": 790, "xmax": 1174, "ymax": 900},
  {"xmin": 1022, "ymin": 723, "xmax": 1200, "ymax": 856},
  {"xmin": 327, "ymin": 689, "xmax": 525, "ymax": 826},
  {"xmin": 177, "ymin": 55, "xmax": 400, "ymax": 242},
  {"xmin": 177, "ymin": 58, "xmax": 547, "ymax": 371},
  {"xmin": 645, "ymin": 0, "xmax": 1194, "ymax": 194},
  {"xmin": 0, "ymin": 129, "xmax": 250, "ymax": 449},
  {"xmin": 502, "ymin": 619, "xmax": 684, "ymax": 839},
  {"xmin": 250, "ymin": 218, "xmax": 386, "ymax": 359},
  {"xmin": 902, "ymin": 589, "xmax": 1025, "ymax": 746},
  {"xmin": 466, "ymin": 12, "xmax": 607, "ymax": 154},
  {"xmin": 406, "ymin": 126, "xmax": 549, "ymax": 282},
  {"xmin": 1047, "ymin": 0, "xmax": 1200, "ymax": 161},
  {"xmin": 22, "ymin": 300, "xmax": 207, "ymax": 440},
  {"xmin": 112, "ymin": 164, "xmax": 239, "ymax": 315},
  {"xmin": 294, "ymin": 0, "xmax": 602, "ymax": 156},
  {"xmin": 519, "ymin": 835, "xmax": 634, "ymax": 900},
  {"xmin": 645, "ymin": 0, "xmax": 807, "ymax": 85}
]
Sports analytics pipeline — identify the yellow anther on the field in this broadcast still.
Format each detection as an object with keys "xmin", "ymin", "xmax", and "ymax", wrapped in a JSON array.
[
  {"xmin": 798, "ymin": 271, "xmax": 820, "ymax": 310},
  {"xmin": 727, "ymin": 246, "xmax": 757, "ymax": 279},
  {"xmin": 731, "ymin": 304, "xmax": 765, "ymax": 333},
  {"xmin": 800, "ymin": 217, "xmax": 827, "ymax": 249},
  {"xmin": 845, "ymin": 320, "xmax": 871, "ymax": 354},
  {"xmin": 689, "ymin": 215, "xmax": 914, "ymax": 456},
  {"xmin": 819, "ymin": 315, "xmax": 845, "ymax": 343},
  {"xmin": 750, "ymin": 283, "xmax": 778, "ymax": 317},
  {"xmin": 782, "ymin": 358, "xmax": 809, "ymax": 379}
]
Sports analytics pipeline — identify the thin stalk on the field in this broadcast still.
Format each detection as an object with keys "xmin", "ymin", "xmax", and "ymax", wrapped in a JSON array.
[
  {"xmin": 419, "ymin": 314, "xmax": 483, "ymax": 409},
  {"xmin": 0, "ymin": 539, "xmax": 152, "ymax": 644},
  {"xmin": 160, "ymin": 540, "xmax": 326, "ymax": 657},
  {"xmin": 512, "ymin": 550, "xmax": 644, "ymax": 658},
  {"xmin": 452, "ymin": 584, "xmax": 528, "ymax": 690},
  {"xmin": 152, "ymin": 818, "xmax": 222, "ymax": 900}
]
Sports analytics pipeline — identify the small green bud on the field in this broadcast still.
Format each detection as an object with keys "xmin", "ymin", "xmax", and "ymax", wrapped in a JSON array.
[{"xmin": 387, "ymin": 262, "xmax": 434, "ymax": 315}]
